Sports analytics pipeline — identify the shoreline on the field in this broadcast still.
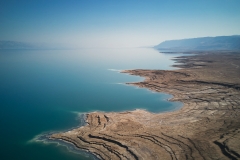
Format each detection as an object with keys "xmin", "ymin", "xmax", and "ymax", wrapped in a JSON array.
[
  {"xmin": 50, "ymin": 51, "xmax": 240, "ymax": 159},
  {"xmin": 32, "ymin": 113, "xmax": 100, "ymax": 160}
]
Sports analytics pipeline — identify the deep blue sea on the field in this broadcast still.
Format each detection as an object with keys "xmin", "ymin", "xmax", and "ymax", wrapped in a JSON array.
[{"xmin": 0, "ymin": 48, "xmax": 183, "ymax": 160}]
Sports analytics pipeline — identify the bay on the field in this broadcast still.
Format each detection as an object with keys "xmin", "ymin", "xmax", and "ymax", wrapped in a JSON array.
[{"xmin": 0, "ymin": 48, "xmax": 183, "ymax": 160}]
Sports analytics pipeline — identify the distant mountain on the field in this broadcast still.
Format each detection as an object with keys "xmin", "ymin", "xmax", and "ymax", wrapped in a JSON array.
[
  {"xmin": 0, "ymin": 41, "xmax": 70, "ymax": 50},
  {"xmin": 0, "ymin": 41, "xmax": 37, "ymax": 49},
  {"xmin": 154, "ymin": 35, "xmax": 240, "ymax": 51}
]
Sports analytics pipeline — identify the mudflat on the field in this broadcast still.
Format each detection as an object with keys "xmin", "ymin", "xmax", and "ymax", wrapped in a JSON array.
[{"xmin": 51, "ymin": 51, "xmax": 240, "ymax": 160}]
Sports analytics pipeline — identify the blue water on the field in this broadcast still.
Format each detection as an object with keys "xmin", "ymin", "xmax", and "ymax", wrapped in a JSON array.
[{"xmin": 0, "ymin": 48, "xmax": 183, "ymax": 160}]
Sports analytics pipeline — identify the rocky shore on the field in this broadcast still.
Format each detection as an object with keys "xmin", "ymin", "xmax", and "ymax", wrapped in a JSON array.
[{"xmin": 51, "ymin": 51, "xmax": 240, "ymax": 160}]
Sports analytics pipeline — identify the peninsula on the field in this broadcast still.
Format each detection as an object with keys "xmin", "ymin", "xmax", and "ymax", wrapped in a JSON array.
[
  {"xmin": 50, "ymin": 50, "xmax": 240, "ymax": 160},
  {"xmin": 50, "ymin": 36, "xmax": 240, "ymax": 160}
]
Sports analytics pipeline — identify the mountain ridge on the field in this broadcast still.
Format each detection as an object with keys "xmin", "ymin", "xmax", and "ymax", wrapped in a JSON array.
[
  {"xmin": 0, "ymin": 41, "xmax": 70, "ymax": 50},
  {"xmin": 154, "ymin": 35, "xmax": 240, "ymax": 51}
]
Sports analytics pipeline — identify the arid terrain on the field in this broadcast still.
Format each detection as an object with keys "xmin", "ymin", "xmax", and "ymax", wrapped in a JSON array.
[{"xmin": 51, "ymin": 51, "xmax": 240, "ymax": 160}]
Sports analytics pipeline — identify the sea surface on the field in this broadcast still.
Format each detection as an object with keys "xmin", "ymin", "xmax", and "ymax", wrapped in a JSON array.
[{"xmin": 0, "ymin": 48, "xmax": 183, "ymax": 160}]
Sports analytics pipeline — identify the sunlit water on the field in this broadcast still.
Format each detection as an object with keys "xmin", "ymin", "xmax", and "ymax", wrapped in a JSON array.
[{"xmin": 0, "ymin": 48, "xmax": 184, "ymax": 160}]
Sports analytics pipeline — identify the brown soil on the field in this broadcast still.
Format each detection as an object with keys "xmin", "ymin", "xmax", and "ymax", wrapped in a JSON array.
[{"xmin": 51, "ymin": 51, "xmax": 240, "ymax": 160}]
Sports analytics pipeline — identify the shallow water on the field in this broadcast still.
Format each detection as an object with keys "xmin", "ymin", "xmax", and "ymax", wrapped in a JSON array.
[{"xmin": 0, "ymin": 48, "xmax": 183, "ymax": 160}]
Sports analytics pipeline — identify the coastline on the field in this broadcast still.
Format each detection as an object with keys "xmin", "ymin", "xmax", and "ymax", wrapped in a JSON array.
[
  {"xmin": 31, "ymin": 113, "xmax": 100, "ymax": 160},
  {"xmin": 50, "ymin": 51, "xmax": 240, "ymax": 160}
]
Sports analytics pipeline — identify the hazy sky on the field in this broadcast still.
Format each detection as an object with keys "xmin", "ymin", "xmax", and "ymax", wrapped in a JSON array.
[{"xmin": 1, "ymin": 0, "xmax": 240, "ymax": 48}]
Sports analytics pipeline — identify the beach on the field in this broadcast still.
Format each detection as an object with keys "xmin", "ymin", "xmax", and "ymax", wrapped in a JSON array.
[{"xmin": 50, "ymin": 51, "xmax": 240, "ymax": 160}]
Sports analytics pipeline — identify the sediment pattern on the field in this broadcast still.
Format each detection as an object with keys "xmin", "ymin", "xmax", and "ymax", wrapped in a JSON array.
[{"xmin": 51, "ymin": 51, "xmax": 240, "ymax": 160}]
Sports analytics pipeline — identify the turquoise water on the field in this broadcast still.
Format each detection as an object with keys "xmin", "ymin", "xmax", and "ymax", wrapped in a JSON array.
[{"xmin": 0, "ymin": 48, "xmax": 182, "ymax": 160}]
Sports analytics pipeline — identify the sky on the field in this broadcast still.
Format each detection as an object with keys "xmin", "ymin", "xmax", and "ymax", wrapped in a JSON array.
[{"xmin": 1, "ymin": 0, "xmax": 240, "ymax": 48}]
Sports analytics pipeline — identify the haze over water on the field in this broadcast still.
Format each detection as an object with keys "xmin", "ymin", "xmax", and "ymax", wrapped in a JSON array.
[
  {"xmin": 1, "ymin": 1, "xmax": 240, "ymax": 159},
  {"xmin": 0, "ymin": 48, "xmax": 183, "ymax": 160}
]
